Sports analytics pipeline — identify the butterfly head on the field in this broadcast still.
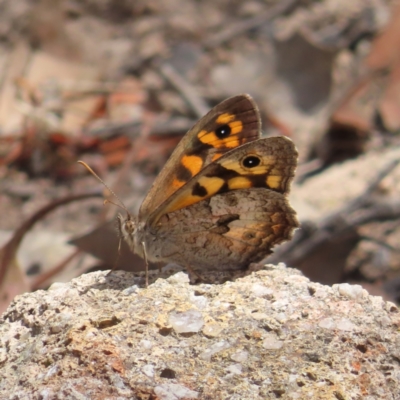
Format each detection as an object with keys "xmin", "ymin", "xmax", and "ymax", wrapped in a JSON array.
[{"xmin": 117, "ymin": 212, "xmax": 138, "ymax": 250}]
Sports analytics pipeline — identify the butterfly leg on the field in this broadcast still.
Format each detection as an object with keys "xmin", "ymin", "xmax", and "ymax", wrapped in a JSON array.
[
  {"xmin": 106, "ymin": 236, "xmax": 123, "ymax": 276},
  {"xmin": 141, "ymin": 241, "xmax": 149, "ymax": 287}
]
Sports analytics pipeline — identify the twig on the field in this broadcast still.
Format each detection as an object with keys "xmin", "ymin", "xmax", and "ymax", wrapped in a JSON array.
[
  {"xmin": 31, "ymin": 249, "xmax": 82, "ymax": 290},
  {"xmin": 348, "ymin": 200, "xmax": 400, "ymax": 227},
  {"xmin": 294, "ymin": 159, "xmax": 325, "ymax": 183},
  {"xmin": 347, "ymin": 158, "xmax": 400, "ymax": 211},
  {"xmin": 269, "ymin": 159, "xmax": 400, "ymax": 266},
  {"xmin": 203, "ymin": 0, "xmax": 298, "ymax": 49},
  {"xmin": 158, "ymin": 63, "xmax": 209, "ymax": 119},
  {"xmin": 86, "ymin": 117, "xmax": 195, "ymax": 139},
  {"xmin": 316, "ymin": 158, "xmax": 400, "ymax": 229},
  {"xmin": 0, "ymin": 191, "xmax": 102, "ymax": 286},
  {"xmin": 360, "ymin": 235, "xmax": 400, "ymax": 253}
]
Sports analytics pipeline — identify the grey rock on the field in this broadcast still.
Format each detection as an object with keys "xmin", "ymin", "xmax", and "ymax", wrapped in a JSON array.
[{"xmin": 1, "ymin": 265, "xmax": 399, "ymax": 399}]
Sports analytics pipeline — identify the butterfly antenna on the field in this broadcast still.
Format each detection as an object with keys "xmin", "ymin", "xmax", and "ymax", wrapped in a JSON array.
[
  {"xmin": 78, "ymin": 160, "xmax": 133, "ymax": 276},
  {"xmin": 77, "ymin": 160, "xmax": 130, "ymax": 214}
]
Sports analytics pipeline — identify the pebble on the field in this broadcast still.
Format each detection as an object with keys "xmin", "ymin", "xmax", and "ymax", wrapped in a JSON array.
[{"xmin": 169, "ymin": 310, "xmax": 204, "ymax": 333}]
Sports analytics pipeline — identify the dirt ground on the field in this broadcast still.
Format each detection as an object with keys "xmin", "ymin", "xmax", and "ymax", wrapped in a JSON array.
[{"xmin": 1, "ymin": 0, "xmax": 400, "ymax": 312}]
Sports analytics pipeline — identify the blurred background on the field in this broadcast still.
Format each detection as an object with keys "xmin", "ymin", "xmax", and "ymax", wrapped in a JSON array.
[{"xmin": 1, "ymin": 0, "xmax": 400, "ymax": 312}]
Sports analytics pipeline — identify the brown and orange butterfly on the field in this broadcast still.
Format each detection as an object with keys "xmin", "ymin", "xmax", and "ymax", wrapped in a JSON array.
[{"xmin": 82, "ymin": 94, "xmax": 298, "ymax": 284}]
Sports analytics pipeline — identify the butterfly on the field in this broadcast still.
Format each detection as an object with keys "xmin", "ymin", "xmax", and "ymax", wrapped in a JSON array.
[{"xmin": 111, "ymin": 94, "xmax": 299, "ymax": 283}]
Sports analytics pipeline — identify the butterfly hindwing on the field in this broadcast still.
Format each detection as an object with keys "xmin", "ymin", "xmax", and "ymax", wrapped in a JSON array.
[
  {"xmin": 149, "ymin": 136, "xmax": 297, "ymax": 224},
  {"xmin": 151, "ymin": 187, "xmax": 299, "ymax": 271}
]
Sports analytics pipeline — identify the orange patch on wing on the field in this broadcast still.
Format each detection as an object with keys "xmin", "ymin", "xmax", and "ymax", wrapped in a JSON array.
[
  {"xmin": 165, "ymin": 194, "xmax": 201, "ymax": 213},
  {"xmin": 198, "ymin": 176, "xmax": 225, "ymax": 195},
  {"xmin": 212, "ymin": 153, "xmax": 223, "ymax": 161},
  {"xmin": 216, "ymin": 113, "xmax": 235, "ymax": 124},
  {"xmin": 228, "ymin": 176, "xmax": 252, "ymax": 190},
  {"xmin": 181, "ymin": 154, "xmax": 203, "ymax": 177},
  {"xmin": 266, "ymin": 175, "xmax": 282, "ymax": 190},
  {"xmin": 224, "ymin": 138, "xmax": 239, "ymax": 148},
  {"xmin": 172, "ymin": 178, "xmax": 185, "ymax": 189},
  {"xmin": 197, "ymin": 129, "xmax": 215, "ymax": 145},
  {"xmin": 165, "ymin": 176, "xmax": 225, "ymax": 214},
  {"xmin": 229, "ymin": 120, "xmax": 243, "ymax": 135}
]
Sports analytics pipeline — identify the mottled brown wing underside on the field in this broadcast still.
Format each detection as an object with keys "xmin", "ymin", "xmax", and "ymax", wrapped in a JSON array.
[
  {"xmin": 153, "ymin": 188, "xmax": 299, "ymax": 271},
  {"xmin": 139, "ymin": 94, "xmax": 260, "ymax": 220},
  {"xmin": 150, "ymin": 136, "xmax": 297, "ymax": 224}
]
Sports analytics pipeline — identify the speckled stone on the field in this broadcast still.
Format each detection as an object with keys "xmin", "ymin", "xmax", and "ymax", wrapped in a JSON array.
[{"xmin": 1, "ymin": 264, "xmax": 399, "ymax": 399}]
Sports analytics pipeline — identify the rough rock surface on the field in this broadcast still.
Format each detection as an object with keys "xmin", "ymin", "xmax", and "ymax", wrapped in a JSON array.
[{"xmin": 1, "ymin": 265, "xmax": 400, "ymax": 399}]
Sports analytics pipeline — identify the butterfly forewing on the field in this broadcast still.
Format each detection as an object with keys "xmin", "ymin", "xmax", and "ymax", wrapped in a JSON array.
[{"xmin": 139, "ymin": 94, "xmax": 261, "ymax": 220}]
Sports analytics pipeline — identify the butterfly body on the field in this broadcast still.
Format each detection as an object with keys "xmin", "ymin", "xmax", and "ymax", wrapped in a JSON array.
[{"xmin": 119, "ymin": 95, "xmax": 299, "ymax": 275}]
